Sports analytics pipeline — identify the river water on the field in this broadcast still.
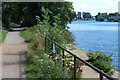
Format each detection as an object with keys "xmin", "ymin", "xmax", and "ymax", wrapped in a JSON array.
[{"xmin": 68, "ymin": 20, "xmax": 119, "ymax": 71}]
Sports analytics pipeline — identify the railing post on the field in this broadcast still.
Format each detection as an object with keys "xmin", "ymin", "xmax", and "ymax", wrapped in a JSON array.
[
  {"xmin": 74, "ymin": 55, "xmax": 76, "ymax": 80},
  {"xmin": 53, "ymin": 43, "xmax": 57, "ymax": 64},
  {"xmin": 62, "ymin": 49, "xmax": 64, "ymax": 69},
  {"xmin": 100, "ymin": 70, "xmax": 103, "ymax": 80},
  {"xmin": 53, "ymin": 43, "xmax": 56, "ymax": 54}
]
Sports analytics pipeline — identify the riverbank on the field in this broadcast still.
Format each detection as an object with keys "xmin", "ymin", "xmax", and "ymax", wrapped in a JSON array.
[
  {"xmin": 72, "ymin": 19, "xmax": 119, "ymax": 22},
  {"xmin": 68, "ymin": 20, "xmax": 118, "ymax": 70},
  {"xmin": 65, "ymin": 44, "xmax": 119, "ymax": 79}
]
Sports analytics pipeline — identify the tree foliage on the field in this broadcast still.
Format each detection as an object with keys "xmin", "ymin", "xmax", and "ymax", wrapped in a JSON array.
[{"xmin": 2, "ymin": 2, "xmax": 74, "ymax": 29}]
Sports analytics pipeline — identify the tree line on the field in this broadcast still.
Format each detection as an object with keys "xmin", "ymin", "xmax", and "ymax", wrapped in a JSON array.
[
  {"xmin": 95, "ymin": 12, "xmax": 120, "ymax": 22},
  {"xmin": 2, "ymin": 2, "xmax": 74, "ymax": 30}
]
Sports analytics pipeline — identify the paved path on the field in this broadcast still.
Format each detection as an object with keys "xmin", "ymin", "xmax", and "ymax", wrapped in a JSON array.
[
  {"xmin": 0, "ymin": 44, "xmax": 2, "ymax": 79},
  {"xmin": 2, "ymin": 28, "xmax": 27, "ymax": 78}
]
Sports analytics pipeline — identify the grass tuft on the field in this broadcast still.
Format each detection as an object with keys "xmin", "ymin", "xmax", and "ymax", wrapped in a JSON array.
[{"xmin": 0, "ymin": 30, "xmax": 8, "ymax": 43}]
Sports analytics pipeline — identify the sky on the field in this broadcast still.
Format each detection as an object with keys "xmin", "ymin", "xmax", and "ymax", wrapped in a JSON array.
[{"xmin": 65, "ymin": 0, "xmax": 120, "ymax": 16}]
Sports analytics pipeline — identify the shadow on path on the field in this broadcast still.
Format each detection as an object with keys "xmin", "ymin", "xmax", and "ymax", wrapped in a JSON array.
[{"xmin": 2, "ymin": 27, "xmax": 27, "ymax": 78}]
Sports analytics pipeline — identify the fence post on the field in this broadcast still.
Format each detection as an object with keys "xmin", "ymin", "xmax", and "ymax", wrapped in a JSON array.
[
  {"xmin": 74, "ymin": 55, "xmax": 76, "ymax": 80},
  {"xmin": 62, "ymin": 49, "xmax": 65, "ymax": 69},
  {"xmin": 53, "ymin": 43, "xmax": 56, "ymax": 54},
  {"xmin": 53, "ymin": 43, "xmax": 57, "ymax": 64},
  {"xmin": 100, "ymin": 70, "xmax": 103, "ymax": 80}
]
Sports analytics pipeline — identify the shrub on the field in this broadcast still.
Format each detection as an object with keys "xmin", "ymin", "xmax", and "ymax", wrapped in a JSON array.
[
  {"xmin": 10, "ymin": 22, "xmax": 19, "ymax": 27},
  {"xmin": 63, "ymin": 29, "xmax": 74, "ymax": 44},
  {"xmin": 113, "ymin": 19, "xmax": 119, "ymax": 22},
  {"xmin": 20, "ymin": 30, "xmax": 33, "ymax": 43},
  {"xmin": 25, "ymin": 50, "xmax": 71, "ymax": 78},
  {"xmin": 93, "ymin": 60, "xmax": 115, "ymax": 75},
  {"xmin": 87, "ymin": 51, "xmax": 113, "ymax": 63},
  {"xmin": 34, "ymin": 7, "xmax": 74, "ymax": 54},
  {"xmin": 32, "ymin": 35, "xmax": 44, "ymax": 50},
  {"xmin": 21, "ymin": 7, "xmax": 75, "ymax": 79},
  {"xmin": 87, "ymin": 51, "xmax": 116, "ymax": 75}
]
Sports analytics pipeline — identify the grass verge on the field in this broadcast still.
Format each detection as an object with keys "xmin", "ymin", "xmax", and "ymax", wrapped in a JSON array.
[{"xmin": 0, "ymin": 30, "xmax": 8, "ymax": 43}]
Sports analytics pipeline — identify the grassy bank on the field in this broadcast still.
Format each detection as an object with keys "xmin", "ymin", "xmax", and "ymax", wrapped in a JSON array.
[
  {"xmin": 0, "ymin": 30, "xmax": 8, "ymax": 43},
  {"xmin": 20, "ymin": 30, "xmax": 72, "ymax": 78},
  {"xmin": 19, "ymin": 7, "xmax": 116, "ymax": 79},
  {"xmin": 20, "ymin": 29, "xmax": 116, "ymax": 79}
]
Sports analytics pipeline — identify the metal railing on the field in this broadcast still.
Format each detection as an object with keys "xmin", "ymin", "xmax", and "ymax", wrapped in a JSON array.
[{"xmin": 43, "ymin": 36, "xmax": 117, "ymax": 80}]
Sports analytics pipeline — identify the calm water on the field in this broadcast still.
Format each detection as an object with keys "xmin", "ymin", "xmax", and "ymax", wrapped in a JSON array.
[{"xmin": 68, "ymin": 20, "xmax": 119, "ymax": 70}]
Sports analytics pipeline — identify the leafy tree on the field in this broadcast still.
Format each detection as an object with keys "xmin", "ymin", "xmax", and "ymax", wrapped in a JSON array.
[
  {"xmin": 2, "ymin": 2, "xmax": 74, "ymax": 29},
  {"xmin": 95, "ymin": 12, "xmax": 110, "ymax": 22}
]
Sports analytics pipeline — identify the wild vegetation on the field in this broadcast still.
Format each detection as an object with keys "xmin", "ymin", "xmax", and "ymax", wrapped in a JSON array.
[
  {"xmin": 3, "ymin": 1, "xmax": 116, "ymax": 79},
  {"xmin": 87, "ymin": 51, "xmax": 116, "ymax": 76},
  {"xmin": 0, "ymin": 26, "xmax": 8, "ymax": 43},
  {"xmin": 2, "ymin": 2, "xmax": 74, "ymax": 30},
  {"xmin": 18, "ymin": 2, "xmax": 78, "ymax": 78},
  {"xmin": 20, "ymin": 28, "xmax": 82, "ymax": 79}
]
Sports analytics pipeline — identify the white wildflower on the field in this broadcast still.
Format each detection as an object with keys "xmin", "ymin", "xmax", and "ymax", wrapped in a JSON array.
[
  {"xmin": 38, "ymin": 59, "xmax": 43, "ymax": 62},
  {"xmin": 45, "ymin": 54, "xmax": 49, "ymax": 57},
  {"xmin": 54, "ymin": 57, "xmax": 58, "ymax": 60},
  {"xmin": 40, "ymin": 59, "xmax": 43, "ymax": 62},
  {"xmin": 35, "ymin": 56, "xmax": 39, "ymax": 59},
  {"xmin": 66, "ymin": 64, "xmax": 68, "ymax": 66},
  {"xmin": 70, "ymin": 61, "xmax": 74, "ymax": 64},
  {"xmin": 48, "ymin": 66, "xmax": 50, "ymax": 68}
]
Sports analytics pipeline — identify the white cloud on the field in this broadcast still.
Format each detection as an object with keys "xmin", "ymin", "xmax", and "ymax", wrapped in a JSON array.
[{"xmin": 65, "ymin": 0, "xmax": 120, "ymax": 16}]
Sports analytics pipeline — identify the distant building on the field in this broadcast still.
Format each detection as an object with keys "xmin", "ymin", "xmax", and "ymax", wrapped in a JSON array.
[
  {"xmin": 83, "ymin": 12, "xmax": 92, "ymax": 19},
  {"xmin": 73, "ymin": 11, "xmax": 77, "ymax": 20},
  {"xmin": 77, "ymin": 12, "xmax": 82, "ymax": 19}
]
